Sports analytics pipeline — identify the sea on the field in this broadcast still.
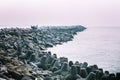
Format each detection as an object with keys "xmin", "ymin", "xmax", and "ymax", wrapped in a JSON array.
[{"xmin": 48, "ymin": 27, "xmax": 120, "ymax": 73}]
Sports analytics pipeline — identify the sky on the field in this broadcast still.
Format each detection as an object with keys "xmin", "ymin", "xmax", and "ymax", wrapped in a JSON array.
[{"xmin": 0, "ymin": 0, "xmax": 120, "ymax": 28}]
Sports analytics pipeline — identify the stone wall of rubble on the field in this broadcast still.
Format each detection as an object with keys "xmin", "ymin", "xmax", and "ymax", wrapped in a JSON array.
[{"xmin": 0, "ymin": 26, "xmax": 119, "ymax": 80}]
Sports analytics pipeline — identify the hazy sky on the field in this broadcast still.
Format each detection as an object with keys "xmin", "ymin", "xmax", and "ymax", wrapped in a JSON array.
[{"xmin": 0, "ymin": 0, "xmax": 120, "ymax": 27}]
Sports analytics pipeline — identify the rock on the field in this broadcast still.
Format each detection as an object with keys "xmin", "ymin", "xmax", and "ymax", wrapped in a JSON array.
[
  {"xmin": 61, "ymin": 62, "xmax": 69, "ymax": 71},
  {"xmin": 109, "ymin": 73, "xmax": 116, "ymax": 80},
  {"xmin": 86, "ymin": 72, "xmax": 96, "ymax": 80},
  {"xmin": 86, "ymin": 67, "xmax": 92, "ymax": 74},
  {"xmin": 105, "ymin": 71, "xmax": 109, "ymax": 76},
  {"xmin": 59, "ymin": 57, "xmax": 68, "ymax": 64},
  {"xmin": 38, "ymin": 56, "xmax": 48, "ymax": 70},
  {"xmin": 29, "ymin": 53, "xmax": 36, "ymax": 62},
  {"xmin": 65, "ymin": 65, "xmax": 81, "ymax": 80},
  {"xmin": 81, "ymin": 62, "xmax": 88, "ymax": 68},
  {"xmin": 21, "ymin": 76, "xmax": 33, "ymax": 80},
  {"xmin": 75, "ymin": 61, "xmax": 80, "ymax": 65},
  {"xmin": 69, "ymin": 61, "xmax": 73, "ymax": 67},
  {"xmin": 80, "ymin": 68, "xmax": 88, "ymax": 78},
  {"xmin": 52, "ymin": 54, "xmax": 57, "ymax": 58},
  {"xmin": 0, "ymin": 78, "xmax": 6, "ymax": 80},
  {"xmin": 92, "ymin": 64, "xmax": 98, "ymax": 71},
  {"xmin": 94, "ymin": 70, "xmax": 103, "ymax": 80},
  {"xmin": 7, "ymin": 69, "xmax": 23, "ymax": 80},
  {"xmin": 52, "ymin": 59, "xmax": 60, "ymax": 69},
  {"xmin": 31, "ymin": 25, "xmax": 38, "ymax": 31},
  {"xmin": 101, "ymin": 75, "xmax": 109, "ymax": 80},
  {"xmin": 76, "ymin": 65, "xmax": 81, "ymax": 76},
  {"xmin": 51, "ymin": 66, "xmax": 58, "ymax": 72},
  {"xmin": 43, "ymin": 76, "xmax": 52, "ymax": 80},
  {"xmin": 0, "ymin": 50, "xmax": 8, "ymax": 56},
  {"xmin": 116, "ymin": 73, "xmax": 120, "ymax": 80},
  {"xmin": 45, "ymin": 52, "xmax": 54, "ymax": 64},
  {"xmin": 54, "ymin": 62, "xmax": 69, "ymax": 76},
  {"xmin": 15, "ymin": 64, "xmax": 32, "ymax": 75}
]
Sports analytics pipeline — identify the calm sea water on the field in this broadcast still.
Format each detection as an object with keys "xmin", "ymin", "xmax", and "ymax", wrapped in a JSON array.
[{"xmin": 48, "ymin": 27, "xmax": 120, "ymax": 73}]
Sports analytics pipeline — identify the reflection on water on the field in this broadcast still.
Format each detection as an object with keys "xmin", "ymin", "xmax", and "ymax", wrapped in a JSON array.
[{"xmin": 48, "ymin": 27, "xmax": 120, "ymax": 73}]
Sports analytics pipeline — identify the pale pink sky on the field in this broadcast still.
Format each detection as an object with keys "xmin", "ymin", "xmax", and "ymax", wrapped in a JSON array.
[{"xmin": 0, "ymin": 0, "xmax": 120, "ymax": 27}]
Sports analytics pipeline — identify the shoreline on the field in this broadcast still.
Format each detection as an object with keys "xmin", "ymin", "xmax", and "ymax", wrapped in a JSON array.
[{"xmin": 0, "ymin": 25, "xmax": 119, "ymax": 80}]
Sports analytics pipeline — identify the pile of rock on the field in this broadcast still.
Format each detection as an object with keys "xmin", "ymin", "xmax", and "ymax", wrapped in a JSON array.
[
  {"xmin": 1, "ymin": 51, "xmax": 120, "ymax": 80},
  {"xmin": 0, "ymin": 25, "xmax": 119, "ymax": 80}
]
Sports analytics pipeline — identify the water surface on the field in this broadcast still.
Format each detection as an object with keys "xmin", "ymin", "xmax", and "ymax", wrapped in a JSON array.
[{"xmin": 48, "ymin": 27, "xmax": 120, "ymax": 73}]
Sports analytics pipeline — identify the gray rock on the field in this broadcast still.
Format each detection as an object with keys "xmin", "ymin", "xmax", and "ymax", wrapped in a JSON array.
[
  {"xmin": 81, "ymin": 62, "xmax": 88, "ymax": 68},
  {"xmin": 80, "ymin": 68, "xmax": 88, "ymax": 78},
  {"xmin": 60, "ymin": 57, "xmax": 68, "ymax": 64},
  {"xmin": 86, "ymin": 72, "xmax": 96, "ymax": 80},
  {"xmin": 69, "ymin": 61, "xmax": 73, "ymax": 67},
  {"xmin": 29, "ymin": 53, "xmax": 36, "ymax": 62},
  {"xmin": 65, "ymin": 65, "xmax": 81, "ymax": 80},
  {"xmin": 61, "ymin": 62, "xmax": 69, "ymax": 71},
  {"xmin": 116, "ymin": 73, "xmax": 120, "ymax": 80}
]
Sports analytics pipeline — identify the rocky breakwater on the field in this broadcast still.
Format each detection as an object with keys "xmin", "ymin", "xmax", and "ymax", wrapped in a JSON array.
[{"xmin": 0, "ymin": 25, "xmax": 119, "ymax": 80}]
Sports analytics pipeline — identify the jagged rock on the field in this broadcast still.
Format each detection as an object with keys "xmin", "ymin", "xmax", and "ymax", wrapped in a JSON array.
[
  {"xmin": 101, "ymin": 75, "xmax": 109, "ymax": 80},
  {"xmin": 86, "ymin": 72, "xmax": 96, "ymax": 80},
  {"xmin": 29, "ymin": 53, "xmax": 36, "ymax": 62},
  {"xmin": 0, "ymin": 50, "xmax": 8, "ymax": 56},
  {"xmin": 59, "ymin": 57, "xmax": 68, "ymax": 64},
  {"xmin": 0, "ymin": 78, "xmax": 6, "ymax": 80},
  {"xmin": 76, "ymin": 65, "xmax": 81, "ymax": 76},
  {"xmin": 65, "ymin": 65, "xmax": 81, "ymax": 80},
  {"xmin": 91, "ymin": 64, "xmax": 99, "ymax": 71},
  {"xmin": 109, "ymin": 73, "xmax": 116, "ymax": 80},
  {"xmin": 21, "ymin": 76, "xmax": 33, "ymax": 80},
  {"xmin": 80, "ymin": 68, "xmax": 88, "ymax": 78},
  {"xmin": 54, "ymin": 62, "xmax": 69, "ymax": 76},
  {"xmin": 75, "ymin": 61, "xmax": 80, "ymax": 65},
  {"xmin": 69, "ymin": 61, "xmax": 73, "ymax": 67},
  {"xmin": 38, "ymin": 56, "xmax": 48, "ymax": 70},
  {"xmin": 81, "ymin": 62, "xmax": 88, "ymax": 68},
  {"xmin": 43, "ymin": 76, "xmax": 52, "ymax": 80},
  {"xmin": 116, "ymin": 73, "xmax": 120, "ymax": 80},
  {"xmin": 61, "ymin": 62, "xmax": 69, "ymax": 71},
  {"xmin": 7, "ymin": 69, "xmax": 23, "ymax": 80}
]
